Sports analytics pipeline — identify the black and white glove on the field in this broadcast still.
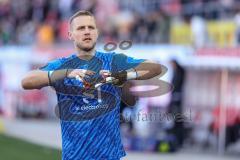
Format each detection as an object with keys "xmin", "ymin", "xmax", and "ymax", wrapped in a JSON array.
[{"xmin": 100, "ymin": 68, "xmax": 138, "ymax": 86}]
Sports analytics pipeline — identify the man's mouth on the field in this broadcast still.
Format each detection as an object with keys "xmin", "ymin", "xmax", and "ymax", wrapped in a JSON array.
[{"xmin": 83, "ymin": 38, "xmax": 92, "ymax": 41}]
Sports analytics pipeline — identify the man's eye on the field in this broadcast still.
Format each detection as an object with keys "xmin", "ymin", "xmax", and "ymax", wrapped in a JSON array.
[
  {"xmin": 77, "ymin": 27, "xmax": 85, "ymax": 30},
  {"xmin": 89, "ymin": 26, "xmax": 95, "ymax": 30}
]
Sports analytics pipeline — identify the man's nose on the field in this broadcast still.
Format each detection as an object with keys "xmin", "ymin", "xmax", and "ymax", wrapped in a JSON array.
[{"xmin": 84, "ymin": 28, "xmax": 91, "ymax": 35}]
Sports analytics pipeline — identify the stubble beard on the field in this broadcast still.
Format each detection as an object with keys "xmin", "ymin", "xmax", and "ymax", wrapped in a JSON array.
[{"xmin": 76, "ymin": 42, "xmax": 96, "ymax": 52}]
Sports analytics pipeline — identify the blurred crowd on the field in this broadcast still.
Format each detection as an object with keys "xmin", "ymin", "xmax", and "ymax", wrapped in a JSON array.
[{"xmin": 1, "ymin": 0, "xmax": 240, "ymax": 45}]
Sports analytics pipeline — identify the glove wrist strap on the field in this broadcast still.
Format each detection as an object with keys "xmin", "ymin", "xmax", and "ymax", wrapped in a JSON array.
[{"xmin": 126, "ymin": 68, "xmax": 138, "ymax": 80}]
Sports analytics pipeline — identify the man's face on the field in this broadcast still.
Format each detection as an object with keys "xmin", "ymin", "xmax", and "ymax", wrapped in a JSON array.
[{"xmin": 68, "ymin": 16, "xmax": 98, "ymax": 52}]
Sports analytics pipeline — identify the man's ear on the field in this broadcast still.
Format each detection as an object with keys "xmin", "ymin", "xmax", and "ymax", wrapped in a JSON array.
[{"xmin": 68, "ymin": 31, "xmax": 73, "ymax": 41}]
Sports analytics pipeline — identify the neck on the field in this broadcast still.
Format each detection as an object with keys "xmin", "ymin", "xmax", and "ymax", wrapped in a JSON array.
[{"xmin": 76, "ymin": 47, "xmax": 96, "ymax": 60}]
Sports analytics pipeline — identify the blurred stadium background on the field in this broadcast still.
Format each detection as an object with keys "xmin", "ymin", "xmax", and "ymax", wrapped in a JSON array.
[{"xmin": 0, "ymin": 0, "xmax": 240, "ymax": 159}]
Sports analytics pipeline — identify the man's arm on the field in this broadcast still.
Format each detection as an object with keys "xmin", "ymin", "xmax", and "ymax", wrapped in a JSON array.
[
  {"xmin": 21, "ymin": 69, "xmax": 95, "ymax": 90},
  {"xmin": 21, "ymin": 70, "xmax": 49, "ymax": 90},
  {"xmin": 118, "ymin": 60, "xmax": 165, "ymax": 106},
  {"xmin": 109, "ymin": 54, "xmax": 166, "ymax": 85},
  {"xmin": 133, "ymin": 60, "xmax": 165, "ymax": 80},
  {"xmin": 106, "ymin": 60, "xmax": 166, "ymax": 86}
]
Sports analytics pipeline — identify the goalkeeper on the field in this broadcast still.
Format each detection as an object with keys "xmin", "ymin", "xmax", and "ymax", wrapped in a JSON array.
[{"xmin": 21, "ymin": 10, "xmax": 163, "ymax": 160}]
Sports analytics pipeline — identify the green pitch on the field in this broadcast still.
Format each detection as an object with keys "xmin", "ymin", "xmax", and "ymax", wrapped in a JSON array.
[{"xmin": 0, "ymin": 134, "xmax": 61, "ymax": 160}]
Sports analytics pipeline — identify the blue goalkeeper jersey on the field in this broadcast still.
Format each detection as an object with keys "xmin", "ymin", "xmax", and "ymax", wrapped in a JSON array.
[{"xmin": 40, "ymin": 51, "xmax": 145, "ymax": 160}]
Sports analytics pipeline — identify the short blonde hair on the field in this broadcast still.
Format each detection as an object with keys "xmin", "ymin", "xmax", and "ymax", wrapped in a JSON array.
[{"xmin": 69, "ymin": 10, "xmax": 94, "ymax": 26}]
